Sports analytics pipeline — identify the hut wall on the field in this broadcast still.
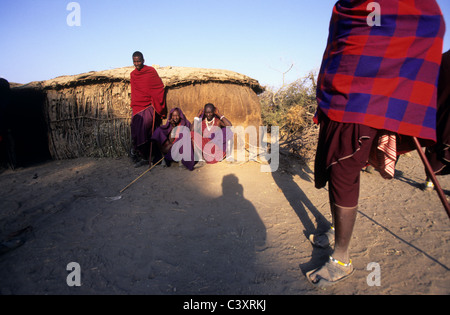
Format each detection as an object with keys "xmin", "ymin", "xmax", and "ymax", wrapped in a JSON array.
[
  {"xmin": 45, "ymin": 80, "xmax": 262, "ymax": 159},
  {"xmin": 45, "ymin": 82, "xmax": 132, "ymax": 159}
]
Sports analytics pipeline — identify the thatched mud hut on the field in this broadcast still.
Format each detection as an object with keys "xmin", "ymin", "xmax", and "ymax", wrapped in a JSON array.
[{"xmin": 12, "ymin": 66, "xmax": 264, "ymax": 160}]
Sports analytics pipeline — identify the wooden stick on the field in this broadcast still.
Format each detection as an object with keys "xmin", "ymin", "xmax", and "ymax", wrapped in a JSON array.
[
  {"xmin": 412, "ymin": 137, "xmax": 450, "ymax": 220},
  {"xmin": 149, "ymin": 106, "xmax": 156, "ymax": 167},
  {"xmin": 119, "ymin": 157, "xmax": 164, "ymax": 194}
]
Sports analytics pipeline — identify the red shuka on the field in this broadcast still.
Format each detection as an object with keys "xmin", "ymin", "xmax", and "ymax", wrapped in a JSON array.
[{"xmin": 130, "ymin": 65, "xmax": 167, "ymax": 118}]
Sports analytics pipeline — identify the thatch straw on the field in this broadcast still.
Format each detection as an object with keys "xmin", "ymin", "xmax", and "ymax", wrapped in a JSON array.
[{"xmin": 21, "ymin": 66, "xmax": 264, "ymax": 93}]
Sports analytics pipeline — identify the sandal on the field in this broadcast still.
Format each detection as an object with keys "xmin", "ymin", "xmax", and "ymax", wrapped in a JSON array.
[
  {"xmin": 306, "ymin": 256, "xmax": 355, "ymax": 289},
  {"xmin": 309, "ymin": 227, "xmax": 335, "ymax": 248}
]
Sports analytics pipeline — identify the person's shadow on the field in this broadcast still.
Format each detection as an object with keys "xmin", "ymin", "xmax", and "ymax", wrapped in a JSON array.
[
  {"xmin": 218, "ymin": 174, "xmax": 266, "ymax": 252},
  {"xmin": 271, "ymin": 157, "xmax": 331, "ymax": 275},
  {"xmin": 180, "ymin": 174, "xmax": 267, "ymax": 294}
]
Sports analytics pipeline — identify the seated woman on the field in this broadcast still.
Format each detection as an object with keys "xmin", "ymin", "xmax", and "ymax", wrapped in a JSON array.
[
  {"xmin": 151, "ymin": 107, "xmax": 196, "ymax": 170},
  {"xmin": 191, "ymin": 103, "xmax": 233, "ymax": 164}
]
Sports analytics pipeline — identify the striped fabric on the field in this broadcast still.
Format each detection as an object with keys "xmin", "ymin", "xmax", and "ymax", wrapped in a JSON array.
[
  {"xmin": 316, "ymin": 0, "xmax": 446, "ymax": 144},
  {"xmin": 369, "ymin": 131, "xmax": 397, "ymax": 179}
]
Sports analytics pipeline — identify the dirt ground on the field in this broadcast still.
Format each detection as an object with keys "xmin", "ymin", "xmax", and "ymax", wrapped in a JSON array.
[{"xmin": 0, "ymin": 150, "xmax": 449, "ymax": 295}]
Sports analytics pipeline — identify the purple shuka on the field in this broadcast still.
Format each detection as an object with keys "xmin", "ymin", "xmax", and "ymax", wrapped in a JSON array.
[{"xmin": 152, "ymin": 108, "xmax": 195, "ymax": 170}]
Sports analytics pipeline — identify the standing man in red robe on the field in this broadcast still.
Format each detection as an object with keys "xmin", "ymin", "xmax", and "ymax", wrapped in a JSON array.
[
  {"xmin": 307, "ymin": 0, "xmax": 445, "ymax": 288},
  {"xmin": 130, "ymin": 51, "xmax": 167, "ymax": 167}
]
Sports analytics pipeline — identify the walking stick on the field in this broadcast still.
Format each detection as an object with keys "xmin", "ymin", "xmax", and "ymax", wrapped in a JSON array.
[
  {"xmin": 105, "ymin": 156, "xmax": 164, "ymax": 201},
  {"xmin": 412, "ymin": 137, "xmax": 450, "ymax": 220},
  {"xmin": 120, "ymin": 157, "xmax": 164, "ymax": 194},
  {"xmin": 149, "ymin": 105, "xmax": 157, "ymax": 167}
]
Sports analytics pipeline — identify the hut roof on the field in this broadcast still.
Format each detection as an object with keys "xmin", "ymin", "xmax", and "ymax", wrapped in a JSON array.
[{"xmin": 15, "ymin": 66, "xmax": 264, "ymax": 94}]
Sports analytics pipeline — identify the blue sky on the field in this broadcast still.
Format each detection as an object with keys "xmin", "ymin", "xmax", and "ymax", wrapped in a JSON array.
[{"xmin": 0, "ymin": 0, "xmax": 449, "ymax": 88}]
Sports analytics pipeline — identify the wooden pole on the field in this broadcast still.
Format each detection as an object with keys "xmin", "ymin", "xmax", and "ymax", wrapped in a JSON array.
[
  {"xmin": 412, "ymin": 137, "xmax": 450, "ymax": 220},
  {"xmin": 120, "ymin": 157, "xmax": 164, "ymax": 194},
  {"xmin": 149, "ymin": 106, "xmax": 157, "ymax": 167}
]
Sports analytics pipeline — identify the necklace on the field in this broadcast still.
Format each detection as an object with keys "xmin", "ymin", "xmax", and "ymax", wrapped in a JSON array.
[{"xmin": 206, "ymin": 117, "xmax": 215, "ymax": 131}]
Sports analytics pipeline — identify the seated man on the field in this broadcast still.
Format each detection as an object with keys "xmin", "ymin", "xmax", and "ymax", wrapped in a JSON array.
[
  {"xmin": 191, "ymin": 103, "xmax": 233, "ymax": 164},
  {"xmin": 130, "ymin": 51, "xmax": 167, "ymax": 167},
  {"xmin": 151, "ymin": 107, "xmax": 196, "ymax": 170}
]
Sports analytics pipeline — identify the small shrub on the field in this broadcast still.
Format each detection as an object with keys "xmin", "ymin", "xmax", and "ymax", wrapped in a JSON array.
[{"xmin": 260, "ymin": 71, "xmax": 319, "ymax": 162}]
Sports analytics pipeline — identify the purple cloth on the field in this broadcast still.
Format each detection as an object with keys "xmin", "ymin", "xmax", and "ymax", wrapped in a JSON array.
[
  {"xmin": 131, "ymin": 106, "xmax": 161, "ymax": 153},
  {"xmin": 151, "ymin": 108, "xmax": 195, "ymax": 170},
  {"xmin": 151, "ymin": 107, "xmax": 191, "ymax": 145}
]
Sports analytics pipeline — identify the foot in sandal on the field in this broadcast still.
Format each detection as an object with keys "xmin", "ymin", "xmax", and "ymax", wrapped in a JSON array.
[
  {"xmin": 306, "ymin": 256, "xmax": 354, "ymax": 289},
  {"xmin": 309, "ymin": 227, "xmax": 335, "ymax": 248}
]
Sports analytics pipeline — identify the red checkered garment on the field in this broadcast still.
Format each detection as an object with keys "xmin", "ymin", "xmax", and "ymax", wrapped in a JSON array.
[{"xmin": 316, "ymin": 0, "xmax": 446, "ymax": 144}]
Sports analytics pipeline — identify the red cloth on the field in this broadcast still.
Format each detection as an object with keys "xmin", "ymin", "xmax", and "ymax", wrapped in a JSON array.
[
  {"xmin": 130, "ymin": 65, "xmax": 167, "ymax": 118},
  {"xmin": 315, "ymin": 0, "xmax": 445, "ymax": 145},
  {"xmin": 191, "ymin": 118, "xmax": 227, "ymax": 164}
]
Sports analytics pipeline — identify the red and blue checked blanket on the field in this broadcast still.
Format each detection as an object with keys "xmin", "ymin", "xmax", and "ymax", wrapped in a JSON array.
[{"xmin": 316, "ymin": 0, "xmax": 446, "ymax": 144}]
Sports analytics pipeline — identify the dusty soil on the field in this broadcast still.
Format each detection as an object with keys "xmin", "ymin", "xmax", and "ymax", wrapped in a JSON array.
[{"xmin": 0, "ymin": 151, "xmax": 449, "ymax": 295}]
